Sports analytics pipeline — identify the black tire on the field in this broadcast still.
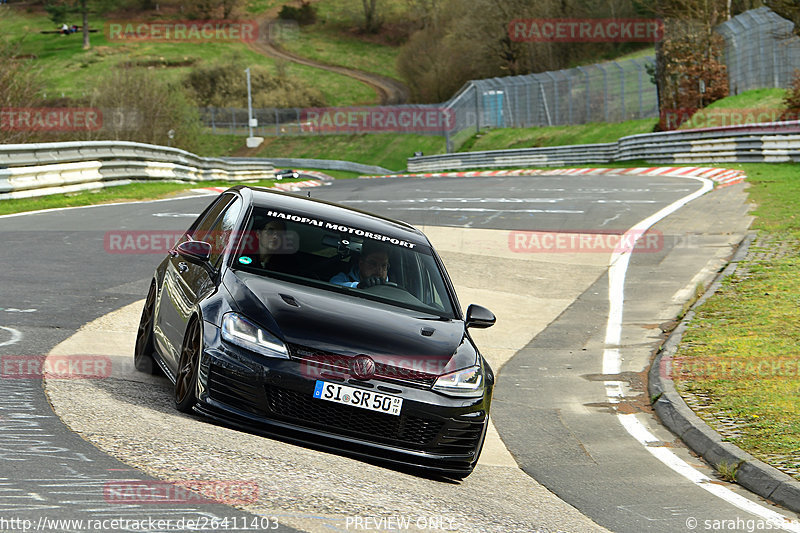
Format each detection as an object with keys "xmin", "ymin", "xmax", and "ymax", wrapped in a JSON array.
[
  {"xmin": 175, "ymin": 318, "xmax": 202, "ymax": 413},
  {"xmin": 134, "ymin": 282, "xmax": 161, "ymax": 375}
]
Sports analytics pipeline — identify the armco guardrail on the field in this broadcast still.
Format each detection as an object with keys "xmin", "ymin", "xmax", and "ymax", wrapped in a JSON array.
[
  {"xmin": 407, "ymin": 121, "xmax": 800, "ymax": 172},
  {"xmin": 225, "ymin": 157, "xmax": 394, "ymax": 176},
  {"xmin": 0, "ymin": 141, "xmax": 275, "ymax": 200}
]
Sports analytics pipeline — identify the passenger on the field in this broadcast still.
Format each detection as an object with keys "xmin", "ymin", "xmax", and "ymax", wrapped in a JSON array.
[
  {"xmin": 330, "ymin": 242, "xmax": 390, "ymax": 288},
  {"xmin": 255, "ymin": 218, "xmax": 299, "ymax": 273}
]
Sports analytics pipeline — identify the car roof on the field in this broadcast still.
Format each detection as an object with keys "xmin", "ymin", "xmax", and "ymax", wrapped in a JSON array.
[{"xmin": 236, "ymin": 185, "xmax": 431, "ymax": 248}]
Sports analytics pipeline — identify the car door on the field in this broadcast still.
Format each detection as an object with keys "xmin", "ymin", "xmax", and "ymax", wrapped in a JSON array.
[{"xmin": 156, "ymin": 194, "xmax": 243, "ymax": 374}]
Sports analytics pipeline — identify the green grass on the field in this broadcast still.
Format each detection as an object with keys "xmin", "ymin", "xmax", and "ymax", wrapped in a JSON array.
[
  {"xmin": 2, "ymin": 7, "xmax": 374, "ymax": 106},
  {"xmin": 740, "ymin": 163, "xmax": 800, "ymax": 238},
  {"xmin": 459, "ymin": 118, "xmax": 659, "ymax": 152},
  {"xmin": 671, "ymin": 162, "xmax": 800, "ymax": 478},
  {"xmin": 279, "ymin": 26, "xmax": 402, "ymax": 81},
  {"xmin": 244, "ymin": 0, "xmax": 283, "ymax": 15},
  {"xmin": 277, "ymin": 0, "xmax": 407, "ymax": 82},
  {"xmin": 0, "ymin": 177, "xmax": 309, "ymax": 216},
  {"xmin": 677, "ymin": 89, "xmax": 789, "ymax": 129},
  {"xmin": 194, "ymin": 133, "xmax": 249, "ymax": 157},
  {"xmin": 705, "ymin": 88, "xmax": 788, "ymax": 110},
  {"xmin": 247, "ymin": 133, "xmax": 446, "ymax": 171}
]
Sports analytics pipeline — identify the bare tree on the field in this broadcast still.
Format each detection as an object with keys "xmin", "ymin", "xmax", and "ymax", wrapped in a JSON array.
[
  {"xmin": 765, "ymin": 0, "xmax": 800, "ymax": 35},
  {"xmin": 361, "ymin": 0, "xmax": 382, "ymax": 33},
  {"xmin": 46, "ymin": 0, "xmax": 115, "ymax": 50},
  {"xmin": 86, "ymin": 68, "xmax": 204, "ymax": 152},
  {"xmin": 0, "ymin": 40, "xmax": 44, "ymax": 144},
  {"xmin": 651, "ymin": 0, "xmax": 730, "ymax": 118}
]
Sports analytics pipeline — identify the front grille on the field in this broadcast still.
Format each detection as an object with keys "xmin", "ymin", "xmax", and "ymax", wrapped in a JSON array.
[
  {"xmin": 288, "ymin": 344, "xmax": 439, "ymax": 388},
  {"xmin": 266, "ymin": 385, "xmax": 443, "ymax": 449}
]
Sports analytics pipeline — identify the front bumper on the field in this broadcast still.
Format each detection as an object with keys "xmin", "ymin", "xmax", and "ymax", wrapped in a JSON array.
[{"xmin": 196, "ymin": 326, "xmax": 492, "ymax": 475}]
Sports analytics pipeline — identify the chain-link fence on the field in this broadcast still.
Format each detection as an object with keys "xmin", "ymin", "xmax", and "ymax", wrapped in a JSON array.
[
  {"xmin": 718, "ymin": 7, "xmax": 800, "ymax": 95},
  {"xmin": 199, "ymin": 105, "xmax": 454, "ymax": 137},
  {"xmin": 200, "ymin": 56, "xmax": 658, "ymax": 152},
  {"xmin": 443, "ymin": 56, "xmax": 657, "ymax": 150}
]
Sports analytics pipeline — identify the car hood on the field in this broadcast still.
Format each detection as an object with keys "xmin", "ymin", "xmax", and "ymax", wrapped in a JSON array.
[{"xmin": 225, "ymin": 271, "xmax": 469, "ymax": 376}]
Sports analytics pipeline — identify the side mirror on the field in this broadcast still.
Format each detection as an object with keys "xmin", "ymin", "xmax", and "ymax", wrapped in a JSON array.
[
  {"xmin": 465, "ymin": 304, "xmax": 496, "ymax": 329},
  {"xmin": 176, "ymin": 240, "xmax": 212, "ymax": 264}
]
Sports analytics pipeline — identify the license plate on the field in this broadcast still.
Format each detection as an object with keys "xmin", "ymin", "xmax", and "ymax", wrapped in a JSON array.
[{"xmin": 313, "ymin": 380, "xmax": 403, "ymax": 416}]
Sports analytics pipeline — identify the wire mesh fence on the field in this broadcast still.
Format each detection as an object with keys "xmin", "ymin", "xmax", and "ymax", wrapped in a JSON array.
[
  {"xmin": 717, "ymin": 6, "xmax": 800, "ymax": 95},
  {"xmin": 200, "ymin": 56, "xmax": 658, "ymax": 151}
]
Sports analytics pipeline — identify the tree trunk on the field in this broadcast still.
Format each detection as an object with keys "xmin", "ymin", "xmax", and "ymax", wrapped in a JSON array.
[
  {"xmin": 82, "ymin": 0, "xmax": 90, "ymax": 50},
  {"xmin": 362, "ymin": 0, "xmax": 379, "ymax": 33}
]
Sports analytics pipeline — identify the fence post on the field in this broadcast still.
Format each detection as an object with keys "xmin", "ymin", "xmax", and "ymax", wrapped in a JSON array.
[
  {"xmin": 544, "ymin": 71, "xmax": 558, "ymax": 125},
  {"xmin": 601, "ymin": 64, "xmax": 609, "ymax": 123},
  {"xmin": 577, "ymin": 66, "xmax": 590, "ymax": 123},
  {"xmin": 634, "ymin": 59, "xmax": 644, "ymax": 119},
  {"xmin": 614, "ymin": 61, "xmax": 625, "ymax": 122},
  {"xmin": 526, "ymin": 82, "xmax": 532, "ymax": 127},
  {"xmin": 567, "ymin": 73, "xmax": 573, "ymax": 124},
  {"xmin": 475, "ymin": 83, "xmax": 482, "ymax": 132}
]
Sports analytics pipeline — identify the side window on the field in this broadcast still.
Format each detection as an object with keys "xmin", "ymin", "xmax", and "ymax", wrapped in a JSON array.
[
  {"xmin": 208, "ymin": 196, "xmax": 244, "ymax": 267},
  {"xmin": 190, "ymin": 195, "xmax": 235, "ymax": 243}
]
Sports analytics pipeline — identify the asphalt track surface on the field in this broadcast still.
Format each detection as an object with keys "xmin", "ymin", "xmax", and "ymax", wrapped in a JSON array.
[{"xmin": 0, "ymin": 174, "xmax": 792, "ymax": 532}]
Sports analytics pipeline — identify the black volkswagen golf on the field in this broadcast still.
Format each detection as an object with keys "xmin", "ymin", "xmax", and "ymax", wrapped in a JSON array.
[{"xmin": 135, "ymin": 185, "xmax": 496, "ymax": 477}]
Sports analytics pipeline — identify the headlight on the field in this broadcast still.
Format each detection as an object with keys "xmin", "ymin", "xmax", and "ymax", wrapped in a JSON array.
[
  {"xmin": 433, "ymin": 364, "xmax": 484, "ymax": 397},
  {"xmin": 221, "ymin": 313, "xmax": 289, "ymax": 359}
]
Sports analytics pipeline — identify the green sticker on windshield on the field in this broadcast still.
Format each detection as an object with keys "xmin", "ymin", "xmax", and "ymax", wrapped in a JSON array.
[{"xmin": 239, "ymin": 256, "xmax": 253, "ymax": 265}]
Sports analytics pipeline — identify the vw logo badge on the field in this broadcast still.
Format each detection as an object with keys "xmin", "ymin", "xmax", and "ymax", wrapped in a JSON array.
[{"xmin": 350, "ymin": 355, "xmax": 376, "ymax": 380}]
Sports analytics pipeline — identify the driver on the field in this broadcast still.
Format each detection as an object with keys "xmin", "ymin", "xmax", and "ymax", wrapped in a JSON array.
[
  {"xmin": 330, "ymin": 242, "xmax": 390, "ymax": 288},
  {"xmin": 254, "ymin": 217, "xmax": 299, "ymax": 273}
]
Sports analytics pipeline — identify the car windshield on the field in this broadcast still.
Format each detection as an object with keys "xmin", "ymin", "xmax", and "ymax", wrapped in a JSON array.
[{"xmin": 231, "ymin": 206, "xmax": 457, "ymax": 319}]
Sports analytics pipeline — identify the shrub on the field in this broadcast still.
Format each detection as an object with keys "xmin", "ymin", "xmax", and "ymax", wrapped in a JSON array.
[
  {"xmin": 85, "ymin": 68, "xmax": 204, "ymax": 153},
  {"xmin": 183, "ymin": 60, "xmax": 326, "ymax": 109},
  {"xmin": 0, "ymin": 40, "xmax": 44, "ymax": 144},
  {"xmin": 781, "ymin": 69, "xmax": 800, "ymax": 121},
  {"xmin": 278, "ymin": 2, "xmax": 316, "ymax": 26}
]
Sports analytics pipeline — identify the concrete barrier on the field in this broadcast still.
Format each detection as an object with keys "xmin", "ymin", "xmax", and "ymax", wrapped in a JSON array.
[
  {"xmin": 0, "ymin": 141, "xmax": 275, "ymax": 200},
  {"xmin": 408, "ymin": 121, "xmax": 800, "ymax": 171}
]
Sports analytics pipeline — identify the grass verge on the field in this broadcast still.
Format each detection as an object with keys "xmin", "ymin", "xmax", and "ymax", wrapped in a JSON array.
[
  {"xmin": 2, "ymin": 7, "xmax": 375, "ymax": 106},
  {"xmin": 672, "ymin": 162, "xmax": 800, "ymax": 479},
  {"xmin": 246, "ymin": 133, "xmax": 446, "ymax": 171},
  {"xmin": 277, "ymin": 0, "xmax": 407, "ymax": 82},
  {"xmin": 0, "ymin": 177, "xmax": 308, "ymax": 217},
  {"xmin": 457, "ymin": 118, "xmax": 659, "ymax": 152}
]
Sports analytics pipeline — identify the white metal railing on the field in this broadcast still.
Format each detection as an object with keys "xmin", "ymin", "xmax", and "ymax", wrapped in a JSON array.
[{"xmin": 0, "ymin": 141, "xmax": 275, "ymax": 200}]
